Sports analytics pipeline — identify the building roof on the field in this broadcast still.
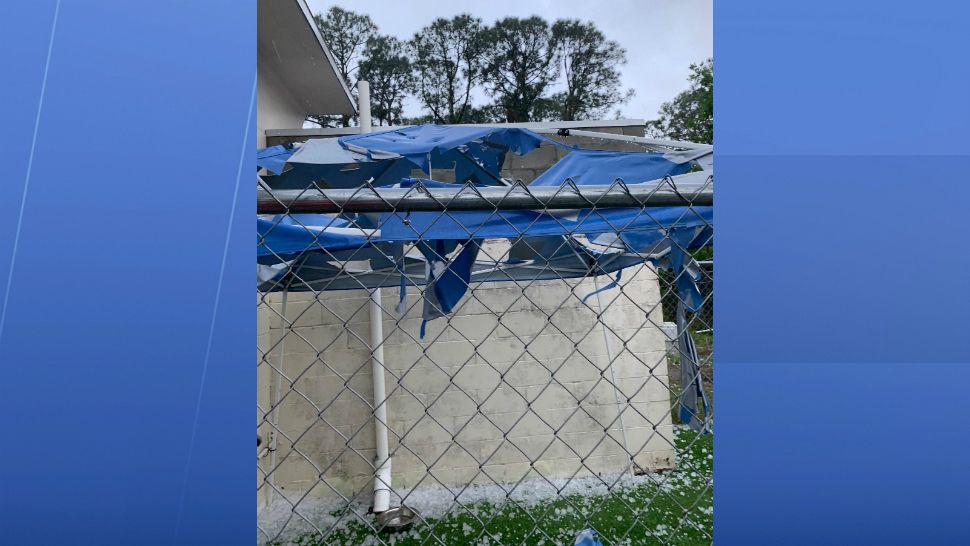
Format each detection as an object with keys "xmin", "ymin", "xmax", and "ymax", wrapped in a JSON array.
[
  {"xmin": 258, "ymin": 0, "xmax": 355, "ymax": 116},
  {"xmin": 265, "ymin": 119, "xmax": 648, "ymax": 139}
]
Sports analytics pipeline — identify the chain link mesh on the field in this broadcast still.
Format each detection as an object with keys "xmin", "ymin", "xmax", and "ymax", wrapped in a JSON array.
[{"xmin": 257, "ymin": 178, "xmax": 713, "ymax": 546}]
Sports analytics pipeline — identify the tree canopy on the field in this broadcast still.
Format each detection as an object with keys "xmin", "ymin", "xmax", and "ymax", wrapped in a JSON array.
[
  {"xmin": 313, "ymin": 6, "xmax": 377, "ymax": 85},
  {"xmin": 550, "ymin": 19, "xmax": 633, "ymax": 121},
  {"xmin": 646, "ymin": 59, "xmax": 713, "ymax": 144},
  {"xmin": 311, "ymin": 7, "xmax": 378, "ymax": 126},
  {"xmin": 481, "ymin": 17, "xmax": 560, "ymax": 122},
  {"xmin": 358, "ymin": 36, "xmax": 413, "ymax": 126},
  {"xmin": 410, "ymin": 15, "xmax": 486, "ymax": 124},
  {"xmin": 312, "ymin": 8, "xmax": 705, "ymax": 128}
]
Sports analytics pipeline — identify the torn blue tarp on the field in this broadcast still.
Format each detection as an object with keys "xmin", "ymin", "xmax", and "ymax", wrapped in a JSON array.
[
  {"xmin": 257, "ymin": 124, "xmax": 702, "ymax": 192},
  {"xmin": 669, "ymin": 241, "xmax": 706, "ymax": 313},
  {"xmin": 338, "ymin": 124, "xmax": 553, "ymax": 173},
  {"xmin": 416, "ymin": 240, "xmax": 480, "ymax": 337},
  {"xmin": 573, "ymin": 529, "xmax": 604, "ymax": 546},
  {"xmin": 581, "ymin": 269, "xmax": 622, "ymax": 303},
  {"xmin": 256, "ymin": 225, "xmax": 648, "ymax": 291},
  {"xmin": 257, "ymin": 124, "xmax": 715, "ymax": 433},
  {"xmin": 257, "ymin": 144, "xmax": 297, "ymax": 175},
  {"xmin": 259, "ymin": 124, "xmax": 554, "ymax": 189},
  {"xmin": 257, "ymin": 125, "xmax": 712, "ymax": 335},
  {"xmin": 378, "ymin": 205, "xmax": 712, "ymax": 248},
  {"xmin": 259, "ymin": 138, "xmax": 414, "ymax": 190},
  {"xmin": 257, "ymin": 213, "xmax": 371, "ymax": 259},
  {"xmin": 257, "ymin": 175, "xmax": 712, "ymax": 329},
  {"xmin": 378, "ymin": 180, "xmax": 712, "ymax": 253},
  {"xmin": 375, "ymin": 177, "xmax": 710, "ymax": 337},
  {"xmin": 530, "ymin": 149, "xmax": 691, "ymax": 186},
  {"xmin": 260, "ymin": 226, "xmax": 708, "ymax": 344}
]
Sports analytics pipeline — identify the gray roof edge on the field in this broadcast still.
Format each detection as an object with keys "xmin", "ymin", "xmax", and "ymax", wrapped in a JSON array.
[
  {"xmin": 266, "ymin": 119, "xmax": 647, "ymax": 137},
  {"xmin": 294, "ymin": 0, "xmax": 356, "ymax": 113}
]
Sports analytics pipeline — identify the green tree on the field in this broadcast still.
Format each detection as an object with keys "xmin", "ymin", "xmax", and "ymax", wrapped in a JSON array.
[
  {"xmin": 358, "ymin": 36, "xmax": 413, "ymax": 126},
  {"xmin": 314, "ymin": 6, "xmax": 377, "ymax": 85},
  {"xmin": 410, "ymin": 15, "xmax": 487, "ymax": 124},
  {"xmin": 646, "ymin": 59, "xmax": 713, "ymax": 144},
  {"xmin": 312, "ymin": 7, "xmax": 378, "ymax": 127},
  {"xmin": 463, "ymin": 103, "xmax": 506, "ymax": 124},
  {"xmin": 481, "ymin": 17, "xmax": 560, "ymax": 122},
  {"xmin": 550, "ymin": 19, "xmax": 633, "ymax": 121},
  {"xmin": 400, "ymin": 113, "xmax": 435, "ymax": 125}
]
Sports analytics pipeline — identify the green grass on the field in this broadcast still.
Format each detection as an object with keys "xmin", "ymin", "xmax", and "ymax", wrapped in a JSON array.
[{"xmin": 273, "ymin": 428, "xmax": 712, "ymax": 546}]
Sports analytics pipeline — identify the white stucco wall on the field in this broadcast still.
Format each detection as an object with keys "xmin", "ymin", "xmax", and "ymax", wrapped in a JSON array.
[
  {"xmin": 256, "ymin": 61, "xmax": 310, "ymax": 148},
  {"xmin": 257, "ymin": 265, "xmax": 676, "ymax": 499}
]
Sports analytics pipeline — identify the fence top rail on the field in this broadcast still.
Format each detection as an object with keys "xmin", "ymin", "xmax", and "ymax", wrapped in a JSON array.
[{"xmin": 257, "ymin": 177, "xmax": 713, "ymax": 214}]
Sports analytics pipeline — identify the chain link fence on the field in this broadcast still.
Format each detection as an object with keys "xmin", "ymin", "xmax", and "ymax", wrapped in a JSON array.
[
  {"xmin": 659, "ymin": 258, "xmax": 713, "ymax": 418},
  {"xmin": 256, "ymin": 177, "xmax": 713, "ymax": 546}
]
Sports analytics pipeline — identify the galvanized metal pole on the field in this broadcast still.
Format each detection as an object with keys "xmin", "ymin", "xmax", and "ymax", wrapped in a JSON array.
[
  {"xmin": 257, "ymin": 174, "xmax": 713, "ymax": 214},
  {"xmin": 532, "ymin": 127, "xmax": 712, "ymax": 151}
]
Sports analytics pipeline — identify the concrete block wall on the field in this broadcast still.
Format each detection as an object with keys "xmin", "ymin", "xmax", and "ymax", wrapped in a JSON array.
[
  {"xmin": 257, "ymin": 264, "xmax": 676, "ymax": 498},
  {"xmin": 502, "ymin": 124, "xmax": 648, "ymax": 183},
  {"xmin": 406, "ymin": 124, "xmax": 651, "ymax": 184}
]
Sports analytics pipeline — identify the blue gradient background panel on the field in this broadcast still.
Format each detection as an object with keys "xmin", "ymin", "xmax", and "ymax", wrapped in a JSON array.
[
  {"xmin": 715, "ymin": 1, "xmax": 970, "ymax": 545},
  {"xmin": 0, "ymin": 1, "xmax": 254, "ymax": 545}
]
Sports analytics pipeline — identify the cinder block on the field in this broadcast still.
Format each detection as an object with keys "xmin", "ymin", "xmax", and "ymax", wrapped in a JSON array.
[
  {"xmin": 505, "ymin": 409, "xmax": 555, "ymax": 438},
  {"xmin": 479, "ymin": 391, "xmax": 529, "ymax": 420},
  {"xmin": 422, "ymin": 339, "xmax": 476, "ymax": 365},
  {"xmin": 480, "ymin": 441, "xmax": 531, "ymax": 467},
  {"xmin": 278, "ymin": 325, "xmax": 342, "ymax": 355},
  {"xmin": 395, "ymin": 418, "xmax": 455, "ymax": 447},
  {"xmin": 621, "ymin": 125, "xmax": 646, "ymax": 137},
  {"xmin": 482, "ymin": 461, "xmax": 534, "ymax": 484},
  {"xmin": 503, "ymin": 360, "xmax": 553, "ymax": 388},
  {"xmin": 550, "ymin": 356, "xmax": 604, "ymax": 384},
  {"xmin": 422, "ymin": 388, "xmax": 478, "ymax": 421},
  {"xmin": 507, "ymin": 168, "xmax": 538, "ymax": 182},
  {"xmin": 450, "ymin": 363, "xmax": 501, "ymax": 394},
  {"xmin": 504, "ymin": 142, "xmax": 561, "ymax": 170},
  {"xmin": 529, "ymin": 382, "xmax": 580, "ymax": 412},
  {"xmin": 475, "ymin": 336, "xmax": 527, "ymax": 365}
]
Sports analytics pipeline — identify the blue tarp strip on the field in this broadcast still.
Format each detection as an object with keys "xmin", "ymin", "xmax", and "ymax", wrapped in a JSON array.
[
  {"xmin": 257, "ymin": 145, "xmax": 296, "ymax": 175},
  {"xmin": 337, "ymin": 125, "xmax": 554, "ymax": 173},
  {"xmin": 530, "ymin": 149, "xmax": 691, "ymax": 187},
  {"xmin": 581, "ymin": 270, "xmax": 622, "ymax": 303}
]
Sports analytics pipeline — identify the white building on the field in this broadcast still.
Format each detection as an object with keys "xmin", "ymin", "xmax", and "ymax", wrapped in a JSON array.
[{"xmin": 256, "ymin": 0, "xmax": 354, "ymax": 148}]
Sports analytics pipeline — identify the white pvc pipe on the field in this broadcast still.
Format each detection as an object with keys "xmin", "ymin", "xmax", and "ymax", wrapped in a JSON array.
[
  {"xmin": 358, "ymin": 80, "xmax": 372, "ymax": 131},
  {"xmin": 358, "ymin": 80, "xmax": 392, "ymax": 513},
  {"xmin": 369, "ymin": 290, "xmax": 391, "ymax": 513}
]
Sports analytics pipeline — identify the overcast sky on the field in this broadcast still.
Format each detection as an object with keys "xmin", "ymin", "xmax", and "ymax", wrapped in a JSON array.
[{"xmin": 307, "ymin": 0, "xmax": 712, "ymax": 122}]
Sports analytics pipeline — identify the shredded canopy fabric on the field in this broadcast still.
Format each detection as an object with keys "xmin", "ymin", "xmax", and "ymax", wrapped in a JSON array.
[
  {"xmin": 261, "ymin": 124, "xmax": 561, "ymax": 190},
  {"xmin": 257, "ymin": 123, "xmax": 713, "ymax": 432},
  {"xmin": 531, "ymin": 149, "xmax": 691, "ymax": 186},
  {"xmin": 256, "ymin": 123, "xmax": 711, "ymax": 330}
]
